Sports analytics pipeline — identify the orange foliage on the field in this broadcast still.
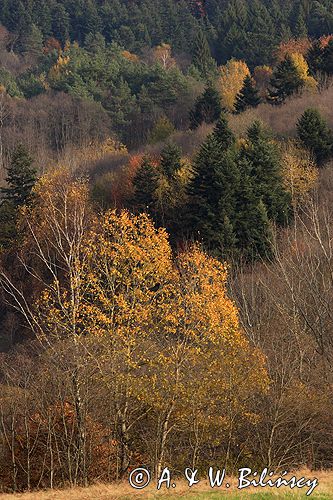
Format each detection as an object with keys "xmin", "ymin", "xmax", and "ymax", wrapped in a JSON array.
[
  {"xmin": 275, "ymin": 37, "xmax": 311, "ymax": 61},
  {"xmin": 0, "ymin": 398, "xmax": 118, "ymax": 490},
  {"xmin": 43, "ymin": 37, "xmax": 62, "ymax": 55},
  {"xmin": 121, "ymin": 50, "xmax": 139, "ymax": 62},
  {"xmin": 319, "ymin": 35, "xmax": 333, "ymax": 48}
]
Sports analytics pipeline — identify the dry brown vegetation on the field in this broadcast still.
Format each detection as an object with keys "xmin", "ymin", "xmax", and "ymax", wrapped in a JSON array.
[
  {"xmin": 0, "ymin": 470, "xmax": 332, "ymax": 499},
  {"xmin": 229, "ymin": 84, "xmax": 333, "ymax": 138}
]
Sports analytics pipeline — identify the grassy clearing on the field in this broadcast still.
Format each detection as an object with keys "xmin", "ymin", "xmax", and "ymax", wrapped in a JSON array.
[{"xmin": 1, "ymin": 470, "xmax": 332, "ymax": 500}]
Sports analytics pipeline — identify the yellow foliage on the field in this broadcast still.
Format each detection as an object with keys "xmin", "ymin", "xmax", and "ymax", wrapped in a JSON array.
[
  {"xmin": 218, "ymin": 59, "xmax": 250, "ymax": 111},
  {"xmin": 48, "ymin": 54, "xmax": 70, "ymax": 81},
  {"xmin": 153, "ymin": 43, "xmax": 176, "ymax": 69},
  {"xmin": 281, "ymin": 141, "xmax": 319, "ymax": 206},
  {"xmin": 290, "ymin": 53, "xmax": 318, "ymax": 91},
  {"xmin": 27, "ymin": 177, "xmax": 268, "ymax": 458},
  {"xmin": 58, "ymin": 138, "xmax": 128, "ymax": 172}
]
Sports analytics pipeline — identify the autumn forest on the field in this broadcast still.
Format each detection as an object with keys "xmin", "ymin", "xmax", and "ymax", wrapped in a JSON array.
[{"xmin": 0, "ymin": 0, "xmax": 333, "ymax": 494}]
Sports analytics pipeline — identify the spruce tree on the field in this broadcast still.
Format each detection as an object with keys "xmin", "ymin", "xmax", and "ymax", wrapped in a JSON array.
[
  {"xmin": 160, "ymin": 143, "xmax": 181, "ymax": 178},
  {"xmin": 235, "ymin": 174, "xmax": 273, "ymax": 261},
  {"xmin": 241, "ymin": 121, "xmax": 291, "ymax": 225},
  {"xmin": 186, "ymin": 131, "xmax": 239, "ymax": 257},
  {"xmin": 268, "ymin": 55, "xmax": 304, "ymax": 104},
  {"xmin": 321, "ymin": 39, "xmax": 333, "ymax": 76},
  {"xmin": 192, "ymin": 30, "xmax": 217, "ymax": 80},
  {"xmin": 1, "ymin": 144, "xmax": 36, "ymax": 207},
  {"xmin": 132, "ymin": 156, "xmax": 159, "ymax": 213},
  {"xmin": 0, "ymin": 144, "xmax": 36, "ymax": 248},
  {"xmin": 294, "ymin": 12, "xmax": 308, "ymax": 38},
  {"xmin": 212, "ymin": 113, "xmax": 236, "ymax": 151},
  {"xmin": 306, "ymin": 40, "xmax": 323, "ymax": 76},
  {"xmin": 21, "ymin": 23, "xmax": 43, "ymax": 57},
  {"xmin": 297, "ymin": 108, "xmax": 333, "ymax": 165},
  {"xmin": 189, "ymin": 84, "xmax": 222, "ymax": 129},
  {"xmin": 234, "ymin": 75, "xmax": 261, "ymax": 114}
]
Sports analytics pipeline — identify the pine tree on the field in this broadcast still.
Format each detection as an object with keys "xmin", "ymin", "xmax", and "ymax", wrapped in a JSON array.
[
  {"xmin": 268, "ymin": 55, "xmax": 304, "ymax": 104},
  {"xmin": 1, "ymin": 144, "xmax": 36, "ymax": 207},
  {"xmin": 132, "ymin": 156, "xmax": 159, "ymax": 213},
  {"xmin": 190, "ymin": 84, "xmax": 222, "ymax": 129},
  {"xmin": 297, "ymin": 108, "xmax": 333, "ymax": 165},
  {"xmin": 192, "ymin": 30, "xmax": 217, "ymax": 80},
  {"xmin": 160, "ymin": 143, "xmax": 181, "ymax": 178},
  {"xmin": 234, "ymin": 75, "xmax": 261, "ymax": 114}
]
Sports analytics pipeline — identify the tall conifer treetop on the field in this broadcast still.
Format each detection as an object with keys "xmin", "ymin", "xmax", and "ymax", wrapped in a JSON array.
[{"xmin": 1, "ymin": 144, "xmax": 36, "ymax": 207}]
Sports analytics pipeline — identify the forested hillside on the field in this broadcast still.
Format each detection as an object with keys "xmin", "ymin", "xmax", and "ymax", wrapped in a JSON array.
[{"xmin": 1, "ymin": 0, "xmax": 333, "ymax": 495}]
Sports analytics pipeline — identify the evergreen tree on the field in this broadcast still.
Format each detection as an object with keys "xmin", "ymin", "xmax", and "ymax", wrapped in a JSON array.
[
  {"xmin": 190, "ymin": 84, "xmax": 222, "ymax": 129},
  {"xmin": 21, "ymin": 23, "xmax": 43, "ymax": 57},
  {"xmin": 294, "ymin": 12, "xmax": 308, "ymax": 38},
  {"xmin": 1, "ymin": 144, "xmax": 36, "ymax": 207},
  {"xmin": 186, "ymin": 132, "xmax": 239, "ymax": 257},
  {"xmin": 235, "ymin": 175, "xmax": 273, "ymax": 261},
  {"xmin": 234, "ymin": 75, "xmax": 261, "ymax": 114},
  {"xmin": 321, "ymin": 39, "xmax": 333, "ymax": 76},
  {"xmin": 84, "ymin": 32, "xmax": 106, "ymax": 53},
  {"xmin": 306, "ymin": 40, "xmax": 324, "ymax": 76},
  {"xmin": 241, "ymin": 121, "xmax": 291, "ymax": 225},
  {"xmin": 212, "ymin": 113, "xmax": 236, "ymax": 151},
  {"xmin": 268, "ymin": 55, "xmax": 304, "ymax": 104},
  {"xmin": 0, "ymin": 200, "xmax": 17, "ymax": 249},
  {"xmin": 132, "ymin": 156, "xmax": 159, "ymax": 213},
  {"xmin": 160, "ymin": 143, "xmax": 181, "ymax": 178},
  {"xmin": 50, "ymin": 3, "xmax": 69, "ymax": 44},
  {"xmin": 192, "ymin": 30, "xmax": 217, "ymax": 80},
  {"xmin": 297, "ymin": 108, "xmax": 333, "ymax": 165},
  {"xmin": 0, "ymin": 144, "xmax": 36, "ymax": 248}
]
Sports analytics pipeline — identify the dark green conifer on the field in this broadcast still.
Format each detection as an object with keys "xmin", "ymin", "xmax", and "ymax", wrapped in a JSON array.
[
  {"xmin": 212, "ymin": 113, "xmax": 236, "ymax": 151},
  {"xmin": 0, "ymin": 144, "xmax": 36, "ymax": 249},
  {"xmin": 235, "ymin": 175, "xmax": 273, "ymax": 261},
  {"xmin": 160, "ymin": 143, "xmax": 181, "ymax": 178},
  {"xmin": 1, "ymin": 144, "xmax": 36, "ymax": 207},
  {"xmin": 186, "ymin": 131, "xmax": 239, "ymax": 257},
  {"xmin": 321, "ymin": 39, "xmax": 333, "ymax": 76},
  {"xmin": 190, "ymin": 84, "xmax": 222, "ymax": 129},
  {"xmin": 306, "ymin": 40, "xmax": 323, "ymax": 76},
  {"xmin": 192, "ymin": 30, "xmax": 217, "ymax": 80},
  {"xmin": 294, "ymin": 12, "xmax": 308, "ymax": 38},
  {"xmin": 241, "ymin": 121, "xmax": 291, "ymax": 225},
  {"xmin": 268, "ymin": 55, "xmax": 304, "ymax": 104},
  {"xmin": 235, "ymin": 75, "xmax": 261, "ymax": 114},
  {"xmin": 21, "ymin": 23, "xmax": 43, "ymax": 57},
  {"xmin": 132, "ymin": 156, "xmax": 159, "ymax": 213},
  {"xmin": 297, "ymin": 108, "xmax": 333, "ymax": 165}
]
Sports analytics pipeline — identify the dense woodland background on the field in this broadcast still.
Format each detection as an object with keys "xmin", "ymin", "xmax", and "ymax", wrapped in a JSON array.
[{"xmin": 1, "ymin": 0, "xmax": 333, "ymax": 493}]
